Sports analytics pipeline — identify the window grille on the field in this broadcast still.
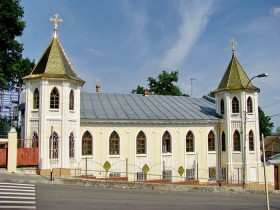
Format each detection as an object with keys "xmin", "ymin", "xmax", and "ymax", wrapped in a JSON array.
[
  {"xmin": 69, "ymin": 90, "xmax": 74, "ymax": 110},
  {"xmin": 137, "ymin": 172, "xmax": 147, "ymax": 181},
  {"xmin": 32, "ymin": 132, "xmax": 39, "ymax": 148},
  {"xmin": 208, "ymin": 131, "xmax": 215, "ymax": 151},
  {"xmin": 162, "ymin": 170, "xmax": 172, "ymax": 182},
  {"xmin": 221, "ymin": 132, "xmax": 226, "ymax": 151},
  {"xmin": 185, "ymin": 168, "xmax": 195, "ymax": 180},
  {"xmin": 232, "ymin": 97, "xmax": 239, "ymax": 113},
  {"xmin": 247, "ymin": 97, "xmax": 253, "ymax": 113},
  {"xmin": 209, "ymin": 167, "xmax": 216, "ymax": 181},
  {"xmin": 233, "ymin": 130, "xmax": 241, "ymax": 151},
  {"xmin": 249, "ymin": 130, "xmax": 254, "ymax": 151},
  {"xmin": 220, "ymin": 99, "xmax": 224, "ymax": 114},
  {"xmin": 220, "ymin": 167, "xmax": 227, "ymax": 181},
  {"xmin": 109, "ymin": 172, "xmax": 121, "ymax": 178}
]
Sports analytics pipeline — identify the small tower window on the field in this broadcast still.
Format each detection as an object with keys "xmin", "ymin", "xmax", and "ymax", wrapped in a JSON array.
[
  {"xmin": 247, "ymin": 97, "xmax": 253, "ymax": 113},
  {"xmin": 109, "ymin": 131, "xmax": 120, "ymax": 155},
  {"xmin": 208, "ymin": 130, "xmax": 215, "ymax": 151},
  {"xmin": 50, "ymin": 87, "xmax": 59, "ymax": 109},
  {"xmin": 69, "ymin": 132, "xmax": 75, "ymax": 158},
  {"xmin": 49, "ymin": 131, "xmax": 59, "ymax": 159},
  {"xmin": 186, "ymin": 131, "xmax": 194, "ymax": 152},
  {"xmin": 233, "ymin": 130, "xmax": 241, "ymax": 151},
  {"xmin": 249, "ymin": 130, "xmax": 254, "ymax": 151},
  {"xmin": 69, "ymin": 90, "xmax": 74, "ymax": 110},
  {"xmin": 232, "ymin": 97, "xmax": 239, "ymax": 113},
  {"xmin": 221, "ymin": 132, "xmax": 226, "ymax": 151},
  {"xmin": 33, "ymin": 88, "xmax": 39, "ymax": 109},
  {"xmin": 220, "ymin": 99, "xmax": 225, "ymax": 115},
  {"xmin": 162, "ymin": 131, "xmax": 171, "ymax": 153}
]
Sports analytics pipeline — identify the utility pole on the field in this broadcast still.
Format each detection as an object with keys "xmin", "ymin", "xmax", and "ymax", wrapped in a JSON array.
[{"xmin": 190, "ymin": 78, "xmax": 196, "ymax": 97}]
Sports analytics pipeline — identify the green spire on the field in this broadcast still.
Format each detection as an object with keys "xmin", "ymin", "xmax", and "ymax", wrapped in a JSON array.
[{"xmin": 214, "ymin": 38, "xmax": 259, "ymax": 93}]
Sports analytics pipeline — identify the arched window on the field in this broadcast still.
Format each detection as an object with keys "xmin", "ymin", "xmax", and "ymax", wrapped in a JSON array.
[
  {"xmin": 49, "ymin": 131, "xmax": 59, "ymax": 159},
  {"xmin": 162, "ymin": 131, "xmax": 171, "ymax": 153},
  {"xmin": 186, "ymin": 131, "xmax": 194, "ymax": 152},
  {"xmin": 69, "ymin": 132, "xmax": 75, "ymax": 158},
  {"xmin": 220, "ymin": 99, "xmax": 225, "ymax": 115},
  {"xmin": 109, "ymin": 131, "xmax": 120, "ymax": 155},
  {"xmin": 249, "ymin": 130, "xmax": 254, "ymax": 151},
  {"xmin": 232, "ymin": 97, "xmax": 239, "ymax": 113},
  {"xmin": 33, "ymin": 88, "xmax": 39, "ymax": 109},
  {"xmin": 208, "ymin": 131, "xmax": 215, "ymax": 151},
  {"xmin": 247, "ymin": 97, "xmax": 253, "ymax": 113},
  {"xmin": 82, "ymin": 131, "xmax": 92, "ymax": 155},
  {"xmin": 32, "ymin": 132, "xmax": 39, "ymax": 148},
  {"xmin": 136, "ymin": 131, "xmax": 146, "ymax": 154},
  {"xmin": 50, "ymin": 87, "xmax": 59, "ymax": 109},
  {"xmin": 233, "ymin": 130, "xmax": 241, "ymax": 151},
  {"xmin": 221, "ymin": 132, "xmax": 226, "ymax": 152},
  {"xmin": 69, "ymin": 90, "xmax": 74, "ymax": 110}
]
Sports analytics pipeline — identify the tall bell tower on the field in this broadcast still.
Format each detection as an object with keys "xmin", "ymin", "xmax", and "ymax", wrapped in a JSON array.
[
  {"xmin": 22, "ymin": 14, "xmax": 85, "ymax": 174},
  {"xmin": 214, "ymin": 38, "xmax": 262, "ymax": 185}
]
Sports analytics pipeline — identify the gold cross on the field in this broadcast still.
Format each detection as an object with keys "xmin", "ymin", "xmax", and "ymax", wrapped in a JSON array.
[
  {"xmin": 229, "ymin": 37, "xmax": 237, "ymax": 53},
  {"xmin": 50, "ymin": 13, "xmax": 63, "ymax": 30}
]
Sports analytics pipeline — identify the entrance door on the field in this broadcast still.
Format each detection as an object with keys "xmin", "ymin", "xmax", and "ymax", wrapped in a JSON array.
[{"xmin": 275, "ymin": 166, "xmax": 279, "ymax": 190}]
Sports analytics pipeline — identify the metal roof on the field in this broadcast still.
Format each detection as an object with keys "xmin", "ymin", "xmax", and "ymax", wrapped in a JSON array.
[{"xmin": 80, "ymin": 92, "xmax": 221, "ymax": 122}]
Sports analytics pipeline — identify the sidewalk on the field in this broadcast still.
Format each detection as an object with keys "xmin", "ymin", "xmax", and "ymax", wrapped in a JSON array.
[{"xmin": 0, "ymin": 168, "xmax": 50, "ymax": 184}]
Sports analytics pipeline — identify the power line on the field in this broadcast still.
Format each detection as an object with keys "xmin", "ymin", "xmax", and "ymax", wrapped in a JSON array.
[
  {"xmin": 269, "ymin": 113, "xmax": 280, "ymax": 118},
  {"xmin": 262, "ymin": 101, "xmax": 280, "ymax": 108}
]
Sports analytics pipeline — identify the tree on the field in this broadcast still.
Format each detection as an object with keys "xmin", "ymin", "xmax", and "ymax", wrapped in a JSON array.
[
  {"xmin": 132, "ymin": 70, "xmax": 188, "ymax": 96},
  {"xmin": 258, "ymin": 106, "xmax": 274, "ymax": 137},
  {"xmin": 0, "ymin": 0, "xmax": 34, "ymax": 87}
]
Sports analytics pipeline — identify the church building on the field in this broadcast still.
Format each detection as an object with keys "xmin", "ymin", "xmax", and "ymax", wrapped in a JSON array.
[{"xmin": 20, "ymin": 15, "xmax": 271, "ymax": 186}]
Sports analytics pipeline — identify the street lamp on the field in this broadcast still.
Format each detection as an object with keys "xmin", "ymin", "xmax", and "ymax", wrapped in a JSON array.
[{"xmin": 243, "ymin": 73, "xmax": 268, "ymax": 189}]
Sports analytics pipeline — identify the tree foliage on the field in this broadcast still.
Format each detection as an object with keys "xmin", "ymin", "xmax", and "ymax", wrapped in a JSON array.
[
  {"xmin": 258, "ymin": 106, "xmax": 274, "ymax": 137},
  {"xmin": 132, "ymin": 70, "xmax": 188, "ymax": 96},
  {"xmin": 0, "ymin": 0, "xmax": 34, "ymax": 87}
]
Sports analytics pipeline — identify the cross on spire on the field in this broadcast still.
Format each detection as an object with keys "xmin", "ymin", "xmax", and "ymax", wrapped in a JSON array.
[
  {"xmin": 230, "ymin": 37, "xmax": 237, "ymax": 56},
  {"xmin": 50, "ymin": 13, "xmax": 63, "ymax": 38}
]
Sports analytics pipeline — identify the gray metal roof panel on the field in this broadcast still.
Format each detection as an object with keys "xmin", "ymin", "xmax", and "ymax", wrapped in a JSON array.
[{"xmin": 80, "ymin": 92, "xmax": 219, "ymax": 121}]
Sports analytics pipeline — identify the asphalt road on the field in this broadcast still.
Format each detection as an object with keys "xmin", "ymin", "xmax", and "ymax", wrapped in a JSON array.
[{"xmin": 35, "ymin": 184, "xmax": 280, "ymax": 210}]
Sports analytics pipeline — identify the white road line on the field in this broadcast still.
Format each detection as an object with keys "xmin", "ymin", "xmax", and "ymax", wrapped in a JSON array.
[
  {"xmin": 0, "ymin": 206, "xmax": 36, "ymax": 209},
  {"xmin": 0, "ymin": 185, "xmax": 35, "ymax": 189},
  {"xmin": 0, "ymin": 189, "xmax": 35, "ymax": 192},
  {"xmin": 0, "ymin": 192, "xmax": 35, "ymax": 196},
  {"xmin": 0, "ymin": 200, "xmax": 36, "ymax": 204},
  {"xmin": 0, "ymin": 196, "xmax": 35, "ymax": 199},
  {"xmin": 0, "ymin": 183, "xmax": 34, "ymax": 187}
]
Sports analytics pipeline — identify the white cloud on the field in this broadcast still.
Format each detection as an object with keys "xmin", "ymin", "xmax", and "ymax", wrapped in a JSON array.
[
  {"xmin": 160, "ymin": 0, "xmax": 215, "ymax": 69},
  {"xmin": 86, "ymin": 48, "xmax": 103, "ymax": 56},
  {"xmin": 272, "ymin": 7, "xmax": 280, "ymax": 15}
]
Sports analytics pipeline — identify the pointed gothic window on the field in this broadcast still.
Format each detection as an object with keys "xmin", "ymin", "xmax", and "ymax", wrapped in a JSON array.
[
  {"xmin": 109, "ymin": 131, "xmax": 120, "ymax": 155},
  {"xmin": 69, "ymin": 132, "xmax": 75, "ymax": 158},
  {"xmin": 247, "ymin": 97, "xmax": 253, "ymax": 113},
  {"xmin": 186, "ymin": 131, "xmax": 194, "ymax": 152},
  {"xmin": 82, "ymin": 131, "xmax": 92, "ymax": 155},
  {"xmin": 33, "ymin": 88, "xmax": 39, "ymax": 109},
  {"xmin": 208, "ymin": 131, "xmax": 215, "ymax": 151},
  {"xmin": 233, "ymin": 130, "xmax": 241, "ymax": 151},
  {"xmin": 232, "ymin": 97, "xmax": 239, "ymax": 113},
  {"xmin": 49, "ymin": 131, "xmax": 59, "ymax": 159},
  {"xmin": 50, "ymin": 87, "xmax": 59, "ymax": 109},
  {"xmin": 162, "ymin": 131, "xmax": 171, "ymax": 153},
  {"xmin": 136, "ymin": 131, "xmax": 146, "ymax": 154},
  {"xmin": 69, "ymin": 90, "xmax": 74, "ymax": 110},
  {"xmin": 249, "ymin": 130, "xmax": 254, "ymax": 151},
  {"xmin": 220, "ymin": 99, "xmax": 225, "ymax": 115},
  {"xmin": 221, "ymin": 132, "xmax": 226, "ymax": 152}
]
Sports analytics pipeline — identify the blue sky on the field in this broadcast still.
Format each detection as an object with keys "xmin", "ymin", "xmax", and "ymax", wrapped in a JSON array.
[{"xmin": 19, "ymin": 0, "xmax": 280, "ymax": 131}]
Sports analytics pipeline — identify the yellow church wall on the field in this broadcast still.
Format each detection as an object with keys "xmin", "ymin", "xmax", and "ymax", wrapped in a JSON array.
[{"xmin": 80, "ymin": 123, "xmax": 219, "ymax": 182}]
